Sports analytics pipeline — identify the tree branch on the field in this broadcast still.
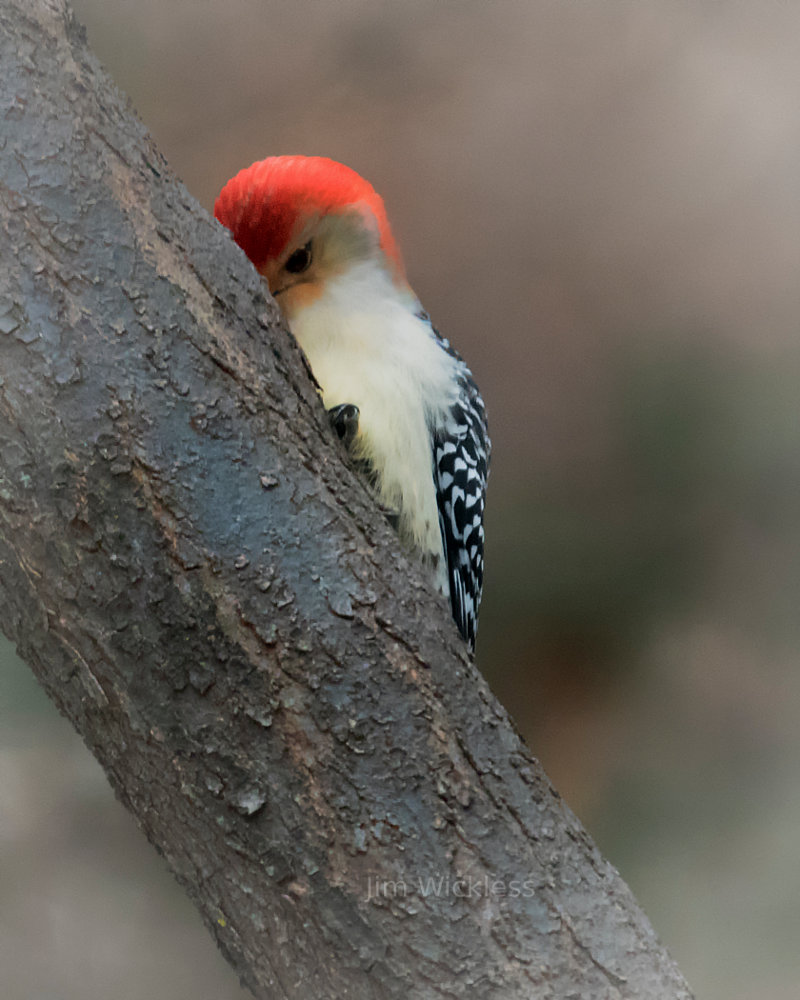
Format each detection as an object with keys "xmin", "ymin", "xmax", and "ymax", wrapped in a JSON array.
[{"xmin": 0, "ymin": 1, "xmax": 693, "ymax": 997}]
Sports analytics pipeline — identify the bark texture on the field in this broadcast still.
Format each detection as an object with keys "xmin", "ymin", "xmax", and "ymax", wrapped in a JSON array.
[{"xmin": 0, "ymin": 1, "xmax": 694, "ymax": 997}]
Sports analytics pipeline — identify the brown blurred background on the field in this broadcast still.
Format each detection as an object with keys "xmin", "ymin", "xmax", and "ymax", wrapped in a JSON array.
[{"xmin": 3, "ymin": 2, "xmax": 800, "ymax": 997}]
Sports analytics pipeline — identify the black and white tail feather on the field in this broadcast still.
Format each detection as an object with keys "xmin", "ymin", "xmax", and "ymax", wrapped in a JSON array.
[{"xmin": 428, "ymin": 326, "xmax": 490, "ymax": 650}]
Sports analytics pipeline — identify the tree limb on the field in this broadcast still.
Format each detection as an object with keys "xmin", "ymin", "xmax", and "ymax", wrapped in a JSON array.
[{"xmin": 0, "ymin": 1, "xmax": 693, "ymax": 997}]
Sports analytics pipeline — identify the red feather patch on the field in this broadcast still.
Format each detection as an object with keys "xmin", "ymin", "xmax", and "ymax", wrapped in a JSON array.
[{"xmin": 214, "ymin": 156, "xmax": 402, "ymax": 276}]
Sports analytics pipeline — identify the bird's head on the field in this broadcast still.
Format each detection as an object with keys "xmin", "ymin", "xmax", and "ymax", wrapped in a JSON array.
[{"xmin": 214, "ymin": 156, "xmax": 408, "ymax": 317}]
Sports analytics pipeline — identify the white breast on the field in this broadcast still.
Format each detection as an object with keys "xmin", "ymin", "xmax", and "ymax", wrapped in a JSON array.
[{"xmin": 288, "ymin": 261, "xmax": 458, "ymax": 568}]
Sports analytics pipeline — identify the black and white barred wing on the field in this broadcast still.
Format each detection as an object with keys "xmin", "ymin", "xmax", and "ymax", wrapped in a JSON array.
[{"xmin": 433, "ymin": 369, "xmax": 490, "ymax": 650}]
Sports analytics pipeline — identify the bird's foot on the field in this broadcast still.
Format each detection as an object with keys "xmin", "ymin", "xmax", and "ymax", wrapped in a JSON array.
[
  {"xmin": 328, "ymin": 403, "xmax": 360, "ymax": 449},
  {"xmin": 380, "ymin": 506, "xmax": 400, "ymax": 532}
]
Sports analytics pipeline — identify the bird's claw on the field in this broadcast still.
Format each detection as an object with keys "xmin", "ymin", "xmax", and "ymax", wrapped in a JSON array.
[
  {"xmin": 380, "ymin": 506, "xmax": 400, "ymax": 531},
  {"xmin": 328, "ymin": 403, "xmax": 360, "ymax": 449}
]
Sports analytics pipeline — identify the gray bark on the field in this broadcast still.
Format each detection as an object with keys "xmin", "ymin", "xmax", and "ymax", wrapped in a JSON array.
[{"xmin": 0, "ymin": 1, "xmax": 693, "ymax": 997}]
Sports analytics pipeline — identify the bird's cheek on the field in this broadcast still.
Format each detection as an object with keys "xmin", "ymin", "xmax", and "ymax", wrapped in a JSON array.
[{"xmin": 278, "ymin": 280, "xmax": 324, "ymax": 320}]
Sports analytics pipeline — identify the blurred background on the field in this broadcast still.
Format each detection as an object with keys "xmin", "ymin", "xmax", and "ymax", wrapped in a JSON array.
[{"xmin": 3, "ymin": 1, "xmax": 800, "ymax": 997}]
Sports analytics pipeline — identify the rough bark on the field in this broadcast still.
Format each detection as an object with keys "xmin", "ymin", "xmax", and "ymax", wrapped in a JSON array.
[{"xmin": 0, "ymin": 1, "xmax": 693, "ymax": 997}]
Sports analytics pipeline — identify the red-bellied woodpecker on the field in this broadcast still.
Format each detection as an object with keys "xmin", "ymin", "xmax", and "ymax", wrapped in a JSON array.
[{"xmin": 214, "ymin": 156, "xmax": 489, "ymax": 648}]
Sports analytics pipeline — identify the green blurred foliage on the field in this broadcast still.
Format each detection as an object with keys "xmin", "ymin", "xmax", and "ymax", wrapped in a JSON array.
[{"xmin": 482, "ymin": 339, "xmax": 800, "ymax": 679}]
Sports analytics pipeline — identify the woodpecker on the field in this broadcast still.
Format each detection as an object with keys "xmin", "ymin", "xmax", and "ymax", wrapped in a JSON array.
[{"xmin": 214, "ymin": 156, "xmax": 489, "ymax": 648}]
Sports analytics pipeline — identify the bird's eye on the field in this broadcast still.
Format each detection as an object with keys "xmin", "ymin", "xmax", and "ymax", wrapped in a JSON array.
[{"xmin": 285, "ymin": 242, "xmax": 312, "ymax": 274}]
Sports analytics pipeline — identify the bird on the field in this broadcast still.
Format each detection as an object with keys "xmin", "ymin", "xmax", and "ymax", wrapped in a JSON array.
[{"xmin": 214, "ymin": 156, "xmax": 489, "ymax": 649}]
